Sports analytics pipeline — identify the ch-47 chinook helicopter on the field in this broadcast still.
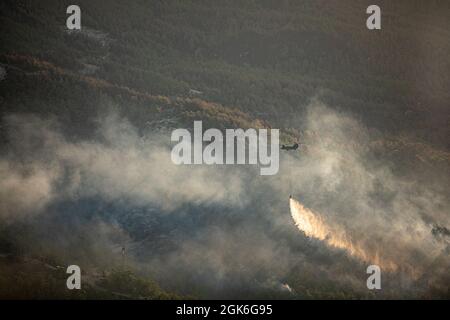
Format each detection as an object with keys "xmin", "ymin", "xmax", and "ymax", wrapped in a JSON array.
[{"xmin": 280, "ymin": 143, "xmax": 299, "ymax": 151}]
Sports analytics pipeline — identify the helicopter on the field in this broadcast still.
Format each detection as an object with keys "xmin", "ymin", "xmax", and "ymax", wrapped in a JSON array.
[{"xmin": 281, "ymin": 143, "xmax": 299, "ymax": 151}]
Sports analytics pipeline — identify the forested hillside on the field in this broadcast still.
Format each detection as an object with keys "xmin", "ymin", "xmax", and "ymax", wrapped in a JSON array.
[
  {"xmin": 2, "ymin": 0, "xmax": 449, "ymax": 142},
  {"xmin": 0, "ymin": 0, "xmax": 449, "ymax": 299}
]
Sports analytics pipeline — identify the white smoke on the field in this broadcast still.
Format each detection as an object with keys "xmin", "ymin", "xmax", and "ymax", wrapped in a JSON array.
[
  {"xmin": 0, "ymin": 113, "xmax": 247, "ymax": 219},
  {"xmin": 0, "ymin": 101, "xmax": 448, "ymax": 297},
  {"xmin": 282, "ymin": 101, "xmax": 449, "ymax": 279}
]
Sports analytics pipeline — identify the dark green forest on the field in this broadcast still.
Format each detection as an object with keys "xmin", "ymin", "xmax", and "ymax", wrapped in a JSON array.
[{"xmin": 0, "ymin": 0, "xmax": 449, "ymax": 299}]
